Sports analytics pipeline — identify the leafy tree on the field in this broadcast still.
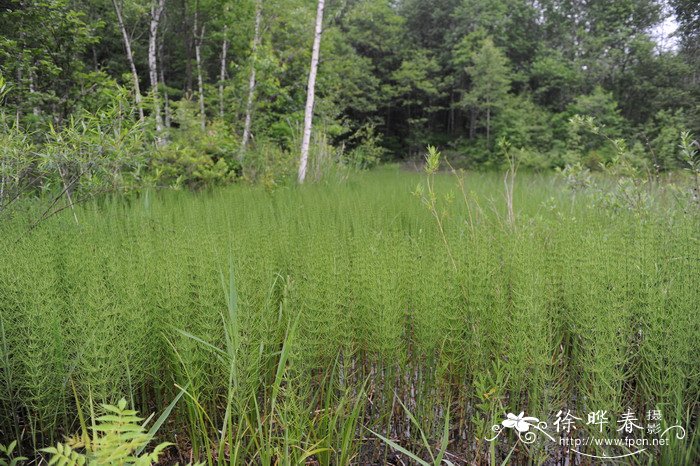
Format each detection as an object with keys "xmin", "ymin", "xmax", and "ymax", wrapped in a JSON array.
[
  {"xmin": 530, "ymin": 51, "xmax": 583, "ymax": 112},
  {"xmin": 646, "ymin": 109, "xmax": 689, "ymax": 170},
  {"xmin": 460, "ymin": 38, "xmax": 511, "ymax": 150},
  {"xmin": 0, "ymin": 0, "xmax": 102, "ymax": 127},
  {"xmin": 391, "ymin": 50, "xmax": 443, "ymax": 152},
  {"xmin": 567, "ymin": 87, "xmax": 627, "ymax": 166},
  {"xmin": 494, "ymin": 95, "xmax": 554, "ymax": 154},
  {"xmin": 568, "ymin": 86, "xmax": 625, "ymax": 137}
]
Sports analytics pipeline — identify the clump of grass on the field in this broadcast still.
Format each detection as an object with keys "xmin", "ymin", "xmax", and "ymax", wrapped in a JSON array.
[{"xmin": 0, "ymin": 166, "xmax": 697, "ymax": 463}]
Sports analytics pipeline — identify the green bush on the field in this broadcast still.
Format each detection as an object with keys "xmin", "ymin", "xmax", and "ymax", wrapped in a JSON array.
[
  {"xmin": 149, "ymin": 100, "xmax": 239, "ymax": 188},
  {"xmin": 240, "ymin": 138, "xmax": 298, "ymax": 187},
  {"xmin": 1, "ymin": 92, "xmax": 146, "ymax": 216},
  {"xmin": 646, "ymin": 109, "xmax": 690, "ymax": 171},
  {"xmin": 343, "ymin": 124, "xmax": 386, "ymax": 170}
]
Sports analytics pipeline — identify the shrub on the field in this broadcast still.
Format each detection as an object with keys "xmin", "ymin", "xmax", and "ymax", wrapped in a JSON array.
[
  {"xmin": 150, "ymin": 100, "xmax": 239, "ymax": 188},
  {"xmin": 343, "ymin": 124, "xmax": 385, "ymax": 170},
  {"xmin": 646, "ymin": 110, "xmax": 689, "ymax": 171}
]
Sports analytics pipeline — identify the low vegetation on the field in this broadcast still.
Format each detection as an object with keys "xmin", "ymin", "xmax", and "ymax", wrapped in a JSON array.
[{"xmin": 1, "ymin": 157, "xmax": 698, "ymax": 463}]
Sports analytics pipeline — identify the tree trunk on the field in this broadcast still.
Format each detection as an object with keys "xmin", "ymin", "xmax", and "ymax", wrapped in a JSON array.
[
  {"xmin": 149, "ymin": 0, "xmax": 166, "ymax": 141},
  {"xmin": 183, "ymin": 0, "xmax": 193, "ymax": 94},
  {"xmin": 469, "ymin": 108, "xmax": 476, "ymax": 139},
  {"xmin": 448, "ymin": 91, "xmax": 454, "ymax": 134},
  {"xmin": 194, "ymin": 5, "xmax": 206, "ymax": 130},
  {"xmin": 160, "ymin": 51, "xmax": 171, "ymax": 128},
  {"xmin": 112, "ymin": 0, "xmax": 144, "ymax": 121},
  {"xmin": 298, "ymin": 0, "xmax": 325, "ymax": 184},
  {"xmin": 15, "ymin": 66, "xmax": 22, "ymax": 122},
  {"xmin": 162, "ymin": 68, "xmax": 171, "ymax": 128},
  {"xmin": 29, "ymin": 68, "xmax": 39, "ymax": 117},
  {"xmin": 219, "ymin": 26, "xmax": 228, "ymax": 119},
  {"xmin": 241, "ymin": 0, "xmax": 262, "ymax": 156},
  {"xmin": 486, "ymin": 106, "xmax": 491, "ymax": 150}
]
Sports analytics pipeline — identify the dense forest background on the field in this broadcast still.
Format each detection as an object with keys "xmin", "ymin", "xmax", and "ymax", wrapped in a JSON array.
[{"xmin": 0, "ymin": 0, "xmax": 699, "ymax": 191}]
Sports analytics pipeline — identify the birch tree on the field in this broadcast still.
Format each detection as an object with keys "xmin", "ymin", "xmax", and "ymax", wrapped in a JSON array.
[
  {"xmin": 159, "ymin": 40, "xmax": 171, "ymax": 128},
  {"xmin": 297, "ymin": 0, "xmax": 325, "ymax": 183},
  {"xmin": 219, "ymin": 24, "xmax": 229, "ymax": 119},
  {"xmin": 240, "ymin": 0, "xmax": 262, "ymax": 156},
  {"xmin": 112, "ymin": 0, "xmax": 144, "ymax": 121},
  {"xmin": 194, "ymin": 1, "xmax": 206, "ymax": 130},
  {"xmin": 148, "ymin": 0, "xmax": 166, "ymax": 140}
]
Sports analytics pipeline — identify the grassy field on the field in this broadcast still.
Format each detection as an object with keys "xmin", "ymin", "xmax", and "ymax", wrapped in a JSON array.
[{"xmin": 0, "ymin": 168, "xmax": 698, "ymax": 464}]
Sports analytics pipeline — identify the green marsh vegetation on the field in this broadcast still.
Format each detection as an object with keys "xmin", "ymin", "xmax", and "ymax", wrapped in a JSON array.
[{"xmin": 1, "ymin": 156, "xmax": 699, "ymax": 463}]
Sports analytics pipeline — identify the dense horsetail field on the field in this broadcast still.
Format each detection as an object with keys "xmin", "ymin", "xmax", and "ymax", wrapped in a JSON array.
[{"xmin": 0, "ymin": 168, "xmax": 698, "ymax": 464}]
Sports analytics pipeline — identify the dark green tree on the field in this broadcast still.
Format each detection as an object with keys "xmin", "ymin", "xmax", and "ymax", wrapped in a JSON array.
[{"xmin": 460, "ymin": 37, "xmax": 511, "ymax": 150}]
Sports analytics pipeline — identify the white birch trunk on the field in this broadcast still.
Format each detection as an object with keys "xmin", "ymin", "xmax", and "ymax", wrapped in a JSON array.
[
  {"xmin": 219, "ymin": 26, "xmax": 229, "ymax": 119},
  {"xmin": 149, "ymin": 0, "xmax": 166, "ymax": 139},
  {"xmin": 194, "ymin": 5, "xmax": 206, "ymax": 130},
  {"xmin": 241, "ymin": 0, "xmax": 262, "ymax": 156},
  {"xmin": 158, "ymin": 38, "xmax": 171, "ymax": 128},
  {"xmin": 29, "ymin": 69, "xmax": 39, "ymax": 117},
  {"xmin": 298, "ymin": 0, "xmax": 325, "ymax": 184},
  {"xmin": 112, "ymin": 0, "xmax": 144, "ymax": 121},
  {"xmin": 195, "ymin": 30, "xmax": 206, "ymax": 130},
  {"xmin": 160, "ymin": 64, "xmax": 171, "ymax": 128}
]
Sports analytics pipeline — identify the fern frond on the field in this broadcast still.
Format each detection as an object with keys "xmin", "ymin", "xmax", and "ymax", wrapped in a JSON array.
[{"xmin": 41, "ymin": 443, "xmax": 87, "ymax": 466}]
